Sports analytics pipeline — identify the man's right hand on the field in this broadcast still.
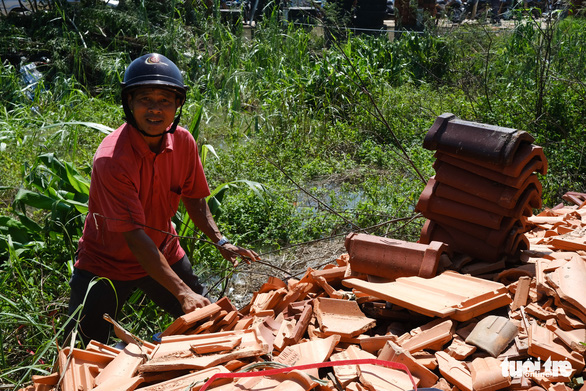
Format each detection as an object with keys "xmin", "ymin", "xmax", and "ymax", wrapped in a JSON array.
[{"xmin": 179, "ymin": 291, "xmax": 211, "ymax": 314}]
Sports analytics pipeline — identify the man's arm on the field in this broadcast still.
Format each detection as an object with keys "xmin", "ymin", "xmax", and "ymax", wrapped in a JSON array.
[
  {"xmin": 182, "ymin": 196, "xmax": 260, "ymax": 266},
  {"xmin": 123, "ymin": 229, "xmax": 210, "ymax": 313}
]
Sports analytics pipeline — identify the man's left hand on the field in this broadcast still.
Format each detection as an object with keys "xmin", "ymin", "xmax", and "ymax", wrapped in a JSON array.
[{"xmin": 218, "ymin": 243, "xmax": 260, "ymax": 267}]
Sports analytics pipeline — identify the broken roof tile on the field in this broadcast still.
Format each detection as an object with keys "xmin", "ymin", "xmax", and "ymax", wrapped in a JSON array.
[
  {"xmin": 444, "ymin": 335, "xmax": 477, "ymax": 360},
  {"xmin": 400, "ymin": 318, "xmax": 455, "ymax": 353},
  {"xmin": 465, "ymin": 315, "xmax": 518, "ymax": 357},
  {"xmin": 57, "ymin": 347, "xmax": 114, "ymax": 391},
  {"xmin": 378, "ymin": 340, "xmax": 439, "ymax": 387},
  {"xmin": 527, "ymin": 323, "xmax": 585, "ymax": 375},
  {"xmin": 93, "ymin": 343, "xmax": 146, "ymax": 387},
  {"xmin": 468, "ymin": 356, "xmax": 512, "ymax": 391},
  {"xmin": 140, "ymin": 329, "xmax": 269, "ymax": 373},
  {"xmin": 544, "ymin": 256, "xmax": 586, "ymax": 314},
  {"xmin": 137, "ymin": 366, "xmax": 229, "ymax": 391},
  {"xmin": 313, "ymin": 297, "xmax": 376, "ymax": 339},
  {"xmin": 435, "ymin": 351, "xmax": 473, "ymax": 391}
]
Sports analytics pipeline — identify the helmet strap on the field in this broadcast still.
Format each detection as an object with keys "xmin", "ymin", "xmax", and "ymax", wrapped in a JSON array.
[{"xmin": 133, "ymin": 104, "xmax": 184, "ymax": 138}]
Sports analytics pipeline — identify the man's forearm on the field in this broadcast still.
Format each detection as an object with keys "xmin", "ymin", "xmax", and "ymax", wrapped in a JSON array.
[
  {"xmin": 182, "ymin": 197, "xmax": 223, "ymax": 243},
  {"xmin": 123, "ymin": 229, "xmax": 192, "ymax": 298}
]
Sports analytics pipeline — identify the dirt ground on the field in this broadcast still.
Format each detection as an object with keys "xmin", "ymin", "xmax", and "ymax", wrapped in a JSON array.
[{"xmin": 224, "ymin": 236, "xmax": 347, "ymax": 309}]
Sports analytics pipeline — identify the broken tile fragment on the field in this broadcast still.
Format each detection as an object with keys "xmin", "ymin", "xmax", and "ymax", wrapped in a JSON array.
[
  {"xmin": 435, "ymin": 351, "xmax": 473, "ymax": 391},
  {"xmin": 313, "ymin": 297, "xmax": 376, "ymax": 339},
  {"xmin": 401, "ymin": 318, "xmax": 455, "ymax": 353},
  {"xmin": 140, "ymin": 329, "xmax": 269, "ymax": 373},
  {"xmin": 378, "ymin": 340, "xmax": 438, "ymax": 387},
  {"xmin": 468, "ymin": 356, "xmax": 511, "ymax": 391},
  {"xmin": 527, "ymin": 322, "xmax": 585, "ymax": 376},
  {"xmin": 138, "ymin": 366, "xmax": 229, "ymax": 391},
  {"xmin": 465, "ymin": 315, "xmax": 518, "ymax": 357},
  {"xmin": 445, "ymin": 335, "xmax": 477, "ymax": 360},
  {"xmin": 57, "ymin": 347, "xmax": 114, "ymax": 391},
  {"xmin": 94, "ymin": 343, "xmax": 146, "ymax": 387}
]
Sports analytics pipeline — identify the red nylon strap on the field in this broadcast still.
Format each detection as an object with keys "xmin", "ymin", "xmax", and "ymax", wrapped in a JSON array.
[{"xmin": 199, "ymin": 358, "xmax": 418, "ymax": 391}]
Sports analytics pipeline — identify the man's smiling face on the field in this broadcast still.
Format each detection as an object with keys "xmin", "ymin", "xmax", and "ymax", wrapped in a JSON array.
[{"xmin": 128, "ymin": 87, "xmax": 180, "ymax": 136}]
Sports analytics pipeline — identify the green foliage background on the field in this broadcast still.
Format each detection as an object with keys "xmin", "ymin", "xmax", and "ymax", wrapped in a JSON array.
[{"xmin": 1, "ymin": 0, "xmax": 585, "ymax": 387}]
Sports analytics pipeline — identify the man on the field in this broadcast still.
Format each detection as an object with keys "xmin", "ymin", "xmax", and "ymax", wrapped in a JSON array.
[{"xmin": 65, "ymin": 53, "xmax": 259, "ymax": 345}]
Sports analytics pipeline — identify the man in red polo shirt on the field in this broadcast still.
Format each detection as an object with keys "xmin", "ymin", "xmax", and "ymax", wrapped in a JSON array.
[{"xmin": 66, "ymin": 53, "xmax": 260, "ymax": 345}]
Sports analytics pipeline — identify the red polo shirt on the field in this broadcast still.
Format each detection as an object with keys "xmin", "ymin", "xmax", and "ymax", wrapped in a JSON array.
[{"xmin": 75, "ymin": 123, "xmax": 211, "ymax": 280}]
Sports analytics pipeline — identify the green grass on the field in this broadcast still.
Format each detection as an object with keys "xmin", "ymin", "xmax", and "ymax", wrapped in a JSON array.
[{"xmin": 1, "ymin": 0, "xmax": 586, "ymax": 387}]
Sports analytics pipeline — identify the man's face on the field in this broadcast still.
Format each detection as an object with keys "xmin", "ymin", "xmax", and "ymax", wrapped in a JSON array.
[{"xmin": 128, "ymin": 87, "xmax": 180, "ymax": 136}]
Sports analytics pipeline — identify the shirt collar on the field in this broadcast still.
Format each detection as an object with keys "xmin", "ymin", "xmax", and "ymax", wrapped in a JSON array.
[{"xmin": 126, "ymin": 123, "xmax": 175, "ymax": 157}]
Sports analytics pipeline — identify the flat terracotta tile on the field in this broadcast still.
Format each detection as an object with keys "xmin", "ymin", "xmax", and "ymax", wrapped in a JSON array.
[
  {"xmin": 409, "ymin": 351, "xmax": 438, "ymax": 372},
  {"xmin": 511, "ymin": 276, "xmax": 532, "ymax": 311},
  {"xmin": 378, "ymin": 340, "xmax": 438, "ymax": 387},
  {"xmin": 432, "ymin": 377, "xmax": 455, "ymax": 391},
  {"xmin": 545, "ymin": 322, "xmax": 586, "ymax": 353},
  {"xmin": 275, "ymin": 335, "xmax": 340, "ymax": 378},
  {"xmin": 547, "ymin": 238, "xmax": 586, "ymax": 251},
  {"xmin": 253, "ymin": 315, "xmax": 281, "ymax": 353},
  {"xmin": 336, "ymin": 345, "xmax": 418, "ymax": 391},
  {"xmin": 137, "ymin": 366, "xmax": 229, "ymax": 391},
  {"xmin": 345, "ymin": 232, "xmax": 449, "ymax": 281},
  {"xmin": 85, "ymin": 340, "xmax": 122, "ymax": 357},
  {"xmin": 250, "ymin": 288, "xmax": 287, "ymax": 314},
  {"xmin": 359, "ymin": 334, "xmax": 399, "ymax": 354},
  {"xmin": 555, "ymin": 308, "xmax": 585, "ymax": 330},
  {"xmin": 258, "ymin": 276, "xmax": 287, "ymax": 292},
  {"xmin": 94, "ymin": 343, "xmax": 146, "ymax": 387},
  {"xmin": 400, "ymin": 318, "xmax": 455, "ymax": 353},
  {"xmin": 273, "ymin": 318, "xmax": 297, "ymax": 351},
  {"xmin": 140, "ymin": 329, "xmax": 269, "ymax": 373},
  {"xmin": 31, "ymin": 373, "xmax": 59, "ymax": 387},
  {"xmin": 92, "ymin": 375, "xmax": 143, "ymax": 391},
  {"xmin": 209, "ymin": 369, "xmax": 320, "ymax": 391},
  {"xmin": 330, "ymin": 348, "xmax": 361, "ymax": 387},
  {"xmin": 468, "ymin": 356, "xmax": 511, "ymax": 391},
  {"xmin": 57, "ymin": 347, "xmax": 114, "ymax": 391},
  {"xmin": 527, "ymin": 322, "xmax": 585, "ymax": 375},
  {"xmin": 545, "ymin": 256, "xmax": 586, "ymax": 315},
  {"xmin": 283, "ymin": 302, "xmax": 312, "ymax": 347},
  {"xmin": 313, "ymin": 297, "xmax": 376, "ymax": 338},
  {"xmin": 435, "ymin": 351, "xmax": 473, "ymax": 391},
  {"xmin": 161, "ymin": 301, "xmax": 222, "ymax": 337},
  {"xmin": 311, "ymin": 266, "xmax": 347, "ymax": 281},
  {"xmin": 342, "ymin": 271, "xmax": 511, "ymax": 321},
  {"xmin": 525, "ymin": 302, "xmax": 556, "ymax": 321},
  {"xmin": 273, "ymin": 282, "xmax": 312, "ymax": 315}
]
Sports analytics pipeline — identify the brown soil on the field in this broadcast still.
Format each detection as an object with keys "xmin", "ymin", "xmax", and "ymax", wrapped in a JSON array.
[{"xmin": 225, "ymin": 237, "xmax": 346, "ymax": 309}]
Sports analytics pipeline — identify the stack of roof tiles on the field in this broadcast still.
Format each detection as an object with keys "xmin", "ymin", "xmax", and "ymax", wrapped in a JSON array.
[{"xmin": 416, "ymin": 113, "xmax": 548, "ymax": 263}]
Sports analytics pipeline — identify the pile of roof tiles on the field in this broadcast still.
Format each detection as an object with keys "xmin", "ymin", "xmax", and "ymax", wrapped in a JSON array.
[
  {"xmin": 20, "ymin": 196, "xmax": 586, "ymax": 391},
  {"xmin": 19, "ymin": 115, "xmax": 586, "ymax": 391},
  {"xmin": 416, "ymin": 113, "xmax": 548, "ymax": 263}
]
